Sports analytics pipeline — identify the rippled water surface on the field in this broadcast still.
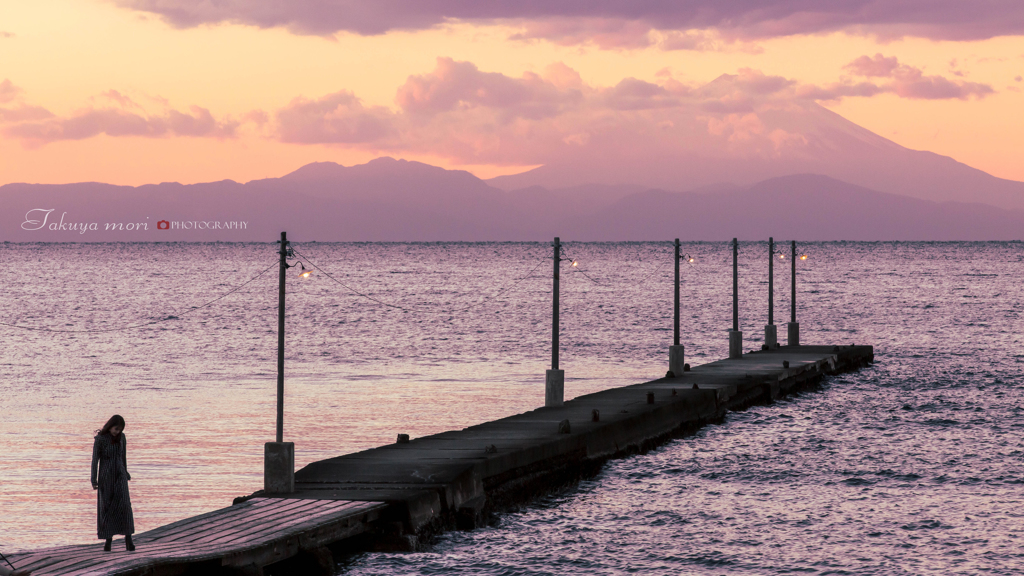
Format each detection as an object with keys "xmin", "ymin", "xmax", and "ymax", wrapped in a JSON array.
[{"xmin": 2, "ymin": 242, "xmax": 1023, "ymax": 575}]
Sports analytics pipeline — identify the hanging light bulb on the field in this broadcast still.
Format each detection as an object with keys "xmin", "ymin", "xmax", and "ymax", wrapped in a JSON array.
[
  {"xmin": 800, "ymin": 254, "xmax": 808, "ymax": 260},
  {"xmin": 571, "ymin": 259, "xmax": 579, "ymax": 267},
  {"xmin": 297, "ymin": 263, "xmax": 313, "ymax": 278},
  {"xmin": 778, "ymin": 254, "xmax": 786, "ymax": 260}
]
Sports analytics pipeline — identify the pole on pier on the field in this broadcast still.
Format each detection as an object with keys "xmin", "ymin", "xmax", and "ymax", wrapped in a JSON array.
[
  {"xmin": 667, "ymin": 238, "xmax": 684, "ymax": 377},
  {"xmin": 276, "ymin": 231, "xmax": 286, "ymax": 443},
  {"xmin": 765, "ymin": 237, "xmax": 778, "ymax": 348},
  {"xmin": 545, "ymin": 237, "xmax": 564, "ymax": 407},
  {"xmin": 674, "ymin": 239, "xmax": 680, "ymax": 346},
  {"xmin": 787, "ymin": 240, "xmax": 800, "ymax": 346},
  {"xmin": 265, "ymin": 231, "xmax": 294, "ymax": 494},
  {"xmin": 729, "ymin": 238, "xmax": 743, "ymax": 359},
  {"xmin": 668, "ymin": 239, "xmax": 685, "ymax": 377}
]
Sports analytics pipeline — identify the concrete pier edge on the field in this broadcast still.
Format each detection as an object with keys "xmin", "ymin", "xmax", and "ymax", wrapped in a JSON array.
[{"xmin": 271, "ymin": 345, "xmax": 873, "ymax": 558}]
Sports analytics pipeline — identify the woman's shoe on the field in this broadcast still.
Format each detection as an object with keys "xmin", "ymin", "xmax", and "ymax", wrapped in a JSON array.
[
  {"xmin": 103, "ymin": 538, "xmax": 112, "ymax": 552},
  {"xmin": 125, "ymin": 535, "xmax": 135, "ymax": 552}
]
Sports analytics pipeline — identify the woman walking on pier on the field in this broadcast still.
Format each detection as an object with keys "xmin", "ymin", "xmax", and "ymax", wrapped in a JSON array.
[{"xmin": 91, "ymin": 415, "xmax": 136, "ymax": 552}]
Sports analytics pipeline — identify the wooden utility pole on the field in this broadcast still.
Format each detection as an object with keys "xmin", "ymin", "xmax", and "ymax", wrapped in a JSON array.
[
  {"xmin": 276, "ymin": 231, "xmax": 287, "ymax": 443},
  {"xmin": 552, "ymin": 237, "xmax": 560, "ymax": 371},
  {"xmin": 674, "ymin": 238, "xmax": 680, "ymax": 346},
  {"xmin": 768, "ymin": 237, "xmax": 774, "ymax": 327}
]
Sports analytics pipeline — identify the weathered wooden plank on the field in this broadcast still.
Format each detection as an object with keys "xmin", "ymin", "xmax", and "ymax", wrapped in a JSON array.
[
  {"xmin": 209, "ymin": 501, "xmax": 376, "ymax": 548},
  {"xmin": 173, "ymin": 499, "xmax": 328, "ymax": 544},
  {"xmin": 139, "ymin": 498, "xmax": 282, "ymax": 542},
  {"xmin": 138, "ymin": 499, "xmax": 276, "ymax": 540},
  {"xmin": 196, "ymin": 500, "xmax": 356, "ymax": 548},
  {"xmin": 19, "ymin": 553, "xmax": 113, "ymax": 576},
  {"xmin": 28, "ymin": 501, "xmax": 384, "ymax": 576},
  {"xmin": 8, "ymin": 548, "xmax": 112, "ymax": 574}
]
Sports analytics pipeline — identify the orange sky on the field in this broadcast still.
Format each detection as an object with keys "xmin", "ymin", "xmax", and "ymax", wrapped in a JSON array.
[{"xmin": 1, "ymin": 0, "xmax": 1022, "ymax": 186}]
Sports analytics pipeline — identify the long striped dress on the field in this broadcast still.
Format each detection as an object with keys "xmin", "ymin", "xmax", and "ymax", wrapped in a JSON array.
[{"xmin": 91, "ymin": 433, "xmax": 135, "ymax": 539}]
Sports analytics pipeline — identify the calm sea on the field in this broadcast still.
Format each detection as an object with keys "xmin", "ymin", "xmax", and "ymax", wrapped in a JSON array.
[{"xmin": 1, "ymin": 242, "xmax": 1022, "ymax": 575}]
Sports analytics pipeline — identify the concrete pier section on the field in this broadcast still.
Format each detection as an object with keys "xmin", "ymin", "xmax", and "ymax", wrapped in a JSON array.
[
  {"xmin": 10, "ymin": 345, "xmax": 871, "ymax": 575},
  {"xmin": 285, "ymin": 345, "xmax": 873, "ymax": 550}
]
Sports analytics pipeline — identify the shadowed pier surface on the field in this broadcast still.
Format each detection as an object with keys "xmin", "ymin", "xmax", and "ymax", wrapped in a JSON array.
[
  {"xmin": 7, "ymin": 498, "xmax": 385, "ymax": 576},
  {"xmin": 10, "ymin": 344, "xmax": 872, "ymax": 575}
]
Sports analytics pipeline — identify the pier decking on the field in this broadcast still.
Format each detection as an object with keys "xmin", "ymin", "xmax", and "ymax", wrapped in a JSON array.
[
  {"xmin": 7, "ymin": 498, "xmax": 385, "ymax": 576},
  {"xmin": 9, "ymin": 344, "xmax": 873, "ymax": 575}
]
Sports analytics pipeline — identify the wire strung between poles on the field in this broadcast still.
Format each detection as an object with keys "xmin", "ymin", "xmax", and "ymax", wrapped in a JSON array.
[
  {"xmin": 291, "ymin": 248, "xmax": 411, "ymax": 311},
  {"xmin": 291, "ymin": 247, "xmax": 548, "ymax": 316},
  {"xmin": 0, "ymin": 261, "xmax": 278, "ymax": 333},
  {"xmin": 443, "ymin": 259, "xmax": 546, "ymax": 314},
  {"xmin": 631, "ymin": 242, "xmax": 679, "ymax": 286}
]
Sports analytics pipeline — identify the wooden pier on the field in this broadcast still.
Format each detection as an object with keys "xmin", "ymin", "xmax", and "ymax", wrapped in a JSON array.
[{"xmin": 8, "ymin": 344, "xmax": 873, "ymax": 575}]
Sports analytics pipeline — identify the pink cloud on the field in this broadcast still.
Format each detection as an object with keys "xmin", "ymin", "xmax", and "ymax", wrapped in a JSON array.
[
  {"xmin": 276, "ymin": 91, "xmax": 397, "ymax": 144},
  {"xmin": 0, "ymin": 31, "xmax": 13, "ymax": 39},
  {"xmin": 272, "ymin": 59, "xmax": 816, "ymax": 165},
  {"xmin": 659, "ymin": 30, "xmax": 721, "ymax": 51},
  {"xmin": 707, "ymin": 113, "xmax": 764, "ymax": 143},
  {"xmin": 841, "ymin": 54, "xmax": 994, "ymax": 100},
  {"xmin": 241, "ymin": 109, "xmax": 270, "ymax": 126},
  {"xmin": 4, "ymin": 105, "xmax": 238, "ymax": 145},
  {"xmin": 0, "ymin": 79, "xmax": 23, "ymax": 104},
  {"xmin": 100, "ymin": 89, "xmax": 143, "ymax": 110},
  {"xmin": 731, "ymin": 68, "xmax": 795, "ymax": 95},
  {"xmin": 844, "ymin": 54, "xmax": 900, "ymax": 77},
  {"xmin": 0, "ymin": 105, "xmax": 55, "ymax": 123},
  {"xmin": 114, "ymin": 1, "xmax": 1024, "ymax": 44},
  {"xmin": 508, "ymin": 18, "xmax": 656, "ymax": 50},
  {"xmin": 396, "ymin": 57, "xmax": 581, "ymax": 120},
  {"xmin": 795, "ymin": 82, "xmax": 888, "ymax": 101},
  {"xmin": 601, "ymin": 78, "xmax": 685, "ymax": 110}
]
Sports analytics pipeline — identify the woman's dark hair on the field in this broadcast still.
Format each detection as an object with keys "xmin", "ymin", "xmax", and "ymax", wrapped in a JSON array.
[{"xmin": 96, "ymin": 414, "xmax": 126, "ymax": 441}]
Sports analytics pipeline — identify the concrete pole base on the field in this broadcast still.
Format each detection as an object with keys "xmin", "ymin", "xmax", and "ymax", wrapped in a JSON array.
[
  {"xmin": 764, "ymin": 324, "xmax": 778, "ymax": 348},
  {"xmin": 545, "ymin": 369, "xmax": 565, "ymax": 407},
  {"xmin": 264, "ymin": 442, "xmax": 294, "ymax": 494},
  {"xmin": 729, "ymin": 330, "xmax": 743, "ymax": 359},
  {"xmin": 668, "ymin": 345, "xmax": 685, "ymax": 377},
  {"xmin": 787, "ymin": 322, "xmax": 800, "ymax": 346}
]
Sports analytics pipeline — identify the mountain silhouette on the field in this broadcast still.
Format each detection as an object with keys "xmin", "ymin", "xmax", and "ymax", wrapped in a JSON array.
[
  {"xmin": 487, "ymin": 100, "xmax": 1024, "ymax": 213},
  {"xmin": 2, "ymin": 158, "xmax": 1022, "ymax": 241}
]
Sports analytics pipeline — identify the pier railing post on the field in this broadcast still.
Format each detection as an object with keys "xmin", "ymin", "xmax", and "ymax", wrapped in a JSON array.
[
  {"xmin": 546, "ymin": 237, "xmax": 564, "ymax": 407},
  {"xmin": 787, "ymin": 240, "xmax": 800, "ymax": 346},
  {"xmin": 669, "ymin": 239, "xmax": 685, "ymax": 376},
  {"xmin": 266, "ymin": 231, "xmax": 294, "ymax": 494},
  {"xmin": 729, "ymin": 238, "xmax": 743, "ymax": 359},
  {"xmin": 765, "ymin": 237, "xmax": 778, "ymax": 348}
]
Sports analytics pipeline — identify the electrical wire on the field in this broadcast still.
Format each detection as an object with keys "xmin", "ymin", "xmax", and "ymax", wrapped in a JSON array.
[
  {"xmin": 443, "ymin": 259, "xmax": 547, "ymax": 314},
  {"xmin": 290, "ymin": 248, "xmax": 410, "ymax": 312},
  {"xmin": 0, "ymin": 261, "xmax": 277, "ymax": 333},
  {"xmin": 292, "ymin": 246, "xmax": 549, "ymax": 315}
]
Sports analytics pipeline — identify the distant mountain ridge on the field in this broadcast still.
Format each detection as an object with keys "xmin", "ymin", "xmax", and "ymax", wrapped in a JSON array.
[
  {"xmin": 487, "ymin": 103, "xmax": 1024, "ymax": 214},
  {"xmin": 2, "ymin": 158, "xmax": 1022, "ymax": 241}
]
